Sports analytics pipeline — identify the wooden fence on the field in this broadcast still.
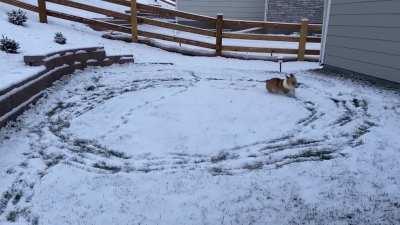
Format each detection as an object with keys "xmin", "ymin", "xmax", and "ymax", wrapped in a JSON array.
[{"xmin": 0, "ymin": 0, "xmax": 322, "ymax": 60}]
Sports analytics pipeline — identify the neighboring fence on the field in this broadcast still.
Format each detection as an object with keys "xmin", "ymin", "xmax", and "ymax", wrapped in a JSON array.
[{"xmin": 0, "ymin": 0, "xmax": 322, "ymax": 60}]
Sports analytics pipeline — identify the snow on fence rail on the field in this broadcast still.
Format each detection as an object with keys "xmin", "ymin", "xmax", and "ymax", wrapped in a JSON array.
[
  {"xmin": 0, "ymin": 0, "xmax": 322, "ymax": 60},
  {"xmin": 158, "ymin": 0, "xmax": 176, "ymax": 7}
]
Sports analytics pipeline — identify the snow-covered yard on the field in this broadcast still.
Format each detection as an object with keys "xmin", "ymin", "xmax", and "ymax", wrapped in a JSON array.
[
  {"xmin": 1, "ymin": 1, "xmax": 400, "ymax": 225},
  {"xmin": 1, "ymin": 59, "xmax": 400, "ymax": 225}
]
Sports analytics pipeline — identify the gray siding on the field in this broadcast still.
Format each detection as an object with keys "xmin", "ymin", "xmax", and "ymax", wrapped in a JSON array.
[
  {"xmin": 176, "ymin": 0, "xmax": 266, "ymax": 20},
  {"xmin": 325, "ymin": 0, "xmax": 400, "ymax": 83},
  {"xmin": 267, "ymin": 0, "xmax": 324, "ymax": 23}
]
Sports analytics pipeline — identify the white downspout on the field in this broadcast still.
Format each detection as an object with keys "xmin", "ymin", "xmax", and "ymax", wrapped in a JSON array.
[
  {"xmin": 320, "ymin": 0, "xmax": 331, "ymax": 65},
  {"xmin": 264, "ymin": 0, "xmax": 269, "ymax": 21}
]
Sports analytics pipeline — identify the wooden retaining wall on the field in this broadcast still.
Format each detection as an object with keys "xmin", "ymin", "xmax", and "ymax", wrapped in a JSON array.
[{"xmin": 0, "ymin": 47, "xmax": 134, "ymax": 128}]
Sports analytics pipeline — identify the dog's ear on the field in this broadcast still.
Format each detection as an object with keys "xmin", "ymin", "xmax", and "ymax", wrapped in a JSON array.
[
  {"xmin": 285, "ymin": 75, "xmax": 289, "ymax": 79},
  {"xmin": 290, "ymin": 74, "xmax": 295, "ymax": 77}
]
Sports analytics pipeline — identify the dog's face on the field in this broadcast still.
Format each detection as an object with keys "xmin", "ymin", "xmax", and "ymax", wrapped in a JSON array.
[{"xmin": 286, "ymin": 74, "xmax": 298, "ymax": 89}]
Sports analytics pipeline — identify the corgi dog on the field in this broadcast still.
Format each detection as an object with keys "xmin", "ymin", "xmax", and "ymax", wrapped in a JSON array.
[{"xmin": 266, "ymin": 74, "xmax": 298, "ymax": 96}]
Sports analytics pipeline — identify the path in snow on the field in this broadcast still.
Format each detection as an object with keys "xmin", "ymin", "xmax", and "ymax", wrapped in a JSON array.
[
  {"xmin": 0, "ymin": 63, "xmax": 400, "ymax": 225},
  {"xmin": 3, "ymin": 64, "xmax": 377, "ymax": 174}
]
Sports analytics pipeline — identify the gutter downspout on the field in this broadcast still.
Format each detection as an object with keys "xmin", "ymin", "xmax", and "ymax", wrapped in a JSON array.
[{"xmin": 320, "ymin": 0, "xmax": 331, "ymax": 65}]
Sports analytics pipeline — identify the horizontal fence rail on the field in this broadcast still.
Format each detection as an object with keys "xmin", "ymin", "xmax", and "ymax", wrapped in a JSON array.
[
  {"xmin": 46, "ymin": 0, "xmax": 130, "ymax": 20},
  {"xmin": 223, "ymin": 19, "xmax": 322, "ymax": 32},
  {"xmin": 138, "ymin": 30, "xmax": 216, "ymax": 49},
  {"xmin": 0, "ymin": 0, "xmax": 322, "ymax": 60},
  {"xmin": 137, "ymin": 16, "xmax": 216, "ymax": 37}
]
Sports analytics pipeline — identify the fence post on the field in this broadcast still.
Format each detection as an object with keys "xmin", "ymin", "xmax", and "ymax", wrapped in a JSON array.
[
  {"xmin": 215, "ymin": 13, "xmax": 223, "ymax": 56},
  {"xmin": 37, "ymin": 0, "xmax": 47, "ymax": 23},
  {"xmin": 297, "ymin": 18, "xmax": 309, "ymax": 61},
  {"xmin": 130, "ymin": 0, "xmax": 138, "ymax": 42}
]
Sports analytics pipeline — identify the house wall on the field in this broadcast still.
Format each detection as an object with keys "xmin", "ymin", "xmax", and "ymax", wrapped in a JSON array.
[
  {"xmin": 176, "ymin": 0, "xmax": 266, "ymax": 21},
  {"xmin": 324, "ymin": 0, "xmax": 400, "ymax": 83},
  {"xmin": 266, "ymin": 0, "xmax": 324, "ymax": 23}
]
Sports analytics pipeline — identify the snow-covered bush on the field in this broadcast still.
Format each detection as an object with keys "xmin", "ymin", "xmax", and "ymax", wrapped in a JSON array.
[
  {"xmin": 54, "ymin": 32, "xmax": 67, "ymax": 45},
  {"xmin": 0, "ymin": 35, "xmax": 20, "ymax": 53},
  {"xmin": 7, "ymin": 9, "xmax": 27, "ymax": 26}
]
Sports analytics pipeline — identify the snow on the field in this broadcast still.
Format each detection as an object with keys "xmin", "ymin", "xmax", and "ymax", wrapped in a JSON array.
[
  {"xmin": 1, "ymin": 1, "xmax": 400, "ymax": 225},
  {"xmin": 69, "ymin": 70, "xmax": 307, "ymax": 155},
  {"xmin": 0, "ymin": 51, "xmax": 43, "ymax": 92},
  {"xmin": 1, "ymin": 62, "xmax": 399, "ymax": 224},
  {"xmin": 0, "ymin": 0, "xmax": 317, "ymax": 90}
]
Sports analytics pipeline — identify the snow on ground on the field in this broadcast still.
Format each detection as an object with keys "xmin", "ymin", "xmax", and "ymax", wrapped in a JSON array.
[
  {"xmin": 0, "ymin": 0, "xmax": 319, "ymax": 90},
  {"xmin": 1, "ymin": 1, "xmax": 400, "ymax": 225},
  {"xmin": 0, "ymin": 51, "xmax": 43, "ymax": 91},
  {"xmin": 1, "ymin": 61, "xmax": 400, "ymax": 225}
]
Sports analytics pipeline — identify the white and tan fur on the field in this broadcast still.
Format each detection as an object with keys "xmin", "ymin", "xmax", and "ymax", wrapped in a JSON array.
[{"xmin": 266, "ymin": 74, "xmax": 298, "ymax": 96}]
